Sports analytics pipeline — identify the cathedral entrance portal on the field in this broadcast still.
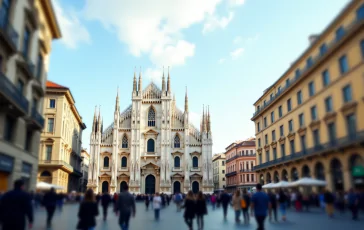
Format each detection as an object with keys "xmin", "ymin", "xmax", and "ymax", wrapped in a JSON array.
[
  {"xmin": 145, "ymin": 175, "xmax": 156, "ymax": 194},
  {"xmin": 120, "ymin": 181, "xmax": 127, "ymax": 192},
  {"xmin": 192, "ymin": 181, "xmax": 199, "ymax": 193},
  {"xmin": 173, "ymin": 181, "xmax": 181, "ymax": 194},
  {"xmin": 102, "ymin": 181, "xmax": 109, "ymax": 193}
]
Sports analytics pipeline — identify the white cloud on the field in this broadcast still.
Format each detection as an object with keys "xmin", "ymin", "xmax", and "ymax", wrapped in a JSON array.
[
  {"xmin": 227, "ymin": 0, "xmax": 245, "ymax": 6},
  {"xmin": 144, "ymin": 68, "xmax": 163, "ymax": 84},
  {"xmin": 218, "ymin": 58, "xmax": 225, "ymax": 64},
  {"xmin": 52, "ymin": 0, "xmax": 91, "ymax": 49},
  {"xmin": 233, "ymin": 36, "xmax": 242, "ymax": 44},
  {"xmin": 202, "ymin": 12, "xmax": 234, "ymax": 34},
  {"xmin": 150, "ymin": 40, "xmax": 195, "ymax": 67},
  {"xmin": 189, "ymin": 112, "xmax": 201, "ymax": 128},
  {"xmin": 230, "ymin": 48, "xmax": 244, "ymax": 59}
]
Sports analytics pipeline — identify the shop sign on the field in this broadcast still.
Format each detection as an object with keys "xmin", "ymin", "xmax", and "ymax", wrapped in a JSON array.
[
  {"xmin": 0, "ymin": 153, "xmax": 14, "ymax": 172},
  {"xmin": 352, "ymin": 166, "xmax": 364, "ymax": 177},
  {"xmin": 22, "ymin": 162, "xmax": 32, "ymax": 175}
]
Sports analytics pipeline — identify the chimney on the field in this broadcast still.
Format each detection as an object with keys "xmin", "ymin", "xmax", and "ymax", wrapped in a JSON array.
[{"xmin": 309, "ymin": 34, "xmax": 319, "ymax": 44}]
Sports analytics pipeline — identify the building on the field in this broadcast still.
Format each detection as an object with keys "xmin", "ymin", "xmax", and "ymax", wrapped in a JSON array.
[
  {"xmin": 225, "ymin": 138, "xmax": 257, "ymax": 192},
  {"xmin": 80, "ymin": 149, "xmax": 90, "ymax": 193},
  {"xmin": 37, "ymin": 81, "xmax": 86, "ymax": 192},
  {"xmin": 87, "ymin": 70, "xmax": 214, "ymax": 194},
  {"xmin": 252, "ymin": 0, "xmax": 364, "ymax": 192},
  {"xmin": 212, "ymin": 153, "xmax": 226, "ymax": 190},
  {"xmin": 0, "ymin": 0, "xmax": 61, "ymax": 191}
]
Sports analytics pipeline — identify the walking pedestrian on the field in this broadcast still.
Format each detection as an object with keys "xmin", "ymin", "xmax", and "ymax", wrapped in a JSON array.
[
  {"xmin": 56, "ymin": 192, "xmax": 64, "ymax": 212},
  {"xmin": 250, "ymin": 184, "xmax": 270, "ymax": 230},
  {"xmin": 77, "ymin": 189, "xmax": 99, "ymax": 230},
  {"xmin": 115, "ymin": 183, "xmax": 136, "ymax": 230},
  {"xmin": 183, "ymin": 191, "xmax": 196, "ymax": 230},
  {"xmin": 210, "ymin": 193, "xmax": 217, "ymax": 210},
  {"xmin": 278, "ymin": 189, "xmax": 288, "ymax": 221},
  {"xmin": 347, "ymin": 188, "xmax": 360, "ymax": 220},
  {"xmin": 195, "ymin": 191, "xmax": 207, "ymax": 230},
  {"xmin": 145, "ymin": 194, "xmax": 150, "ymax": 211},
  {"xmin": 42, "ymin": 187, "xmax": 58, "ymax": 229},
  {"xmin": 153, "ymin": 193, "xmax": 162, "ymax": 220},
  {"xmin": 220, "ymin": 189, "xmax": 231, "ymax": 220},
  {"xmin": 232, "ymin": 190, "xmax": 242, "ymax": 223},
  {"xmin": 324, "ymin": 189, "xmax": 335, "ymax": 218},
  {"xmin": 268, "ymin": 191, "xmax": 278, "ymax": 222},
  {"xmin": 0, "ymin": 180, "xmax": 33, "ymax": 230},
  {"xmin": 175, "ymin": 192, "xmax": 183, "ymax": 212},
  {"xmin": 241, "ymin": 189, "xmax": 251, "ymax": 224},
  {"xmin": 101, "ymin": 192, "xmax": 111, "ymax": 221}
]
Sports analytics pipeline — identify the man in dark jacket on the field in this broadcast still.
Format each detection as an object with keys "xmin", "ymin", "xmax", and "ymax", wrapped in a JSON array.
[
  {"xmin": 115, "ymin": 183, "xmax": 136, "ymax": 230},
  {"xmin": 42, "ymin": 187, "xmax": 58, "ymax": 228},
  {"xmin": 220, "ymin": 189, "xmax": 231, "ymax": 220},
  {"xmin": 0, "ymin": 179, "xmax": 33, "ymax": 230},
  {"xmin": 101, "ymin": 192, "xmax": 112, "ymax": 220}
]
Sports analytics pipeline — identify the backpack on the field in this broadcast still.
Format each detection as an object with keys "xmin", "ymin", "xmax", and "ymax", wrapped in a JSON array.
[
  {"xmin": 241, "ymin": 198, "xmax": 247, "ymax": 208},
  {"xmin": 175, "ymin": 194, "xmax": 182, "ymax": 202}
]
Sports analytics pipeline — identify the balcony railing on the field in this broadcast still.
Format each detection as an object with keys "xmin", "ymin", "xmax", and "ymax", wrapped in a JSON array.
[
  {"xmin": 38, "ymin": 160, "xmax": 73, "ymax": 171},
  {"xmin": 0, "ymin": 72, "xmax": 29, "ymax": 114},
  {"xmin": 254, "ymin": 131, "xmax": 364, "ymax": 171},
  {"xmin": 240, "ymin": 169, "xmax": 254, "ymax": 172},
  {"xmin": 252, "ymin": 16, "xmax": 364, "ymax": 119},
  {"xmin": 0, "ymin": 7, "xmax": 19, "ymax": 49},
  {"xmin": 226, "ymin": 153, "xmax": 257, "ymax": 163},
  {"xmin": 226, "ymin": 171, "xmax": 237, "ymax": 177},
  {"xmin": 31, "ymin": 107, "xmax": 44, "ymax": 128}
]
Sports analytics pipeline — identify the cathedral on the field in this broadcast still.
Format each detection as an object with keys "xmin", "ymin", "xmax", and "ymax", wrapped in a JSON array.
[{"xmin": 87, "ymin": 70, "xmax": 213, "ymax": 194}]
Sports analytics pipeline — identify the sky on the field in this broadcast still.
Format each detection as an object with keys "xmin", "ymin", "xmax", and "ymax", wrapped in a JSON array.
[{"xmin": 49, "ymin": 0, "xmax": 350, "ymax": 154}]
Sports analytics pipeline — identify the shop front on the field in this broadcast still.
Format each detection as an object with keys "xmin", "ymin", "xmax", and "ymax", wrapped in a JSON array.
[
  {"xmin": 0, "ymin": 153, "xmax": 14, "ymax": 192},
  {"xmin": 352, "ymin": 165, "xmax": 364, "ymax": 189},
  {"xmin": 21, "ymin": 162, "xmax": 33, "ymax": 191}
]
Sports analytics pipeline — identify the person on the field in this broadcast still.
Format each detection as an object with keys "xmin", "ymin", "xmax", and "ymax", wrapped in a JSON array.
[
  {"xmin": 220, "ymin": 189, "xmax": 231, "ymax": 220},
  {"xmin": 347, "ymin": 188, "xmax": 359, "ymax": 220},
  {"xmin": 210, "ymin": 193, "xmax": 217, "ymax": 210},
  {"xmin": 175, "ymin": 192, "xmax": 183, "ymax": 212},
  {"xmin": 145, "ymin": 194, "xmax": 150, "ymax": 211},
  {"xmin": 153, "ymin": 193, "xmax": 162, "ymax": 220},
  {"xmin": 323, "ymin": 189, "xmax": 335, "ymax": 218},
  {"xmin": 183, "ymin": 191, "xmax": 196, "ymax": 230},
  {"xmin": 115, "ymin": 183, "xmax": 136, "ymax": 230},
  {"xmin": 195, "ymin": 191, "xmax": 207, "ymax": 230},
  {"xmin": 96, "ymin": 192, "xmax": 101, "ymax": 204},
  {"xmin": 268, "ymin": 191, "xmax": 277, "ymax": 222},
  {"xmin": 76, "ymin": 189, "xmax": 99, "ymax": 230},
  {"xmin": 101, "ymin": 192, "xmax": 111, "ymax": 221},
  {"xmin": 0, "ymin": 180, "xmax": 33, "ymax": 230},
  {"xmin": 251, "ymin": 184, "xmax": 270, "ymax": 230},
  {"xmin": 42, "ymin": 187, "xmax": 58, "ymax": 229},
  {"xmin": 232, "ymin": 190, "xmax": 242, "ymax": 223},
  {"xmin": 242, "ymin": 189, "xmax": 251, "ymax": 224},
  {"xmin": 278, "ymin": 189, "xmax": 288, "ymax": 221},
  {"xmin": 56, "ymin": 192, "xmax": 64, "ymax": 211}
]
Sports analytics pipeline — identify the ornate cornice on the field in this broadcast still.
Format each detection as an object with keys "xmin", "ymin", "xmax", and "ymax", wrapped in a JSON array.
[
  {"xmin": 340, "ymin": 101, "xmax": 357, "ymax": 116},
  {"xmin": 297, "ymin": 127, "xmax": 307, "ymax": 136},
  {"xmin": 287, "ymin": 132, "xmax": 296, "ymax": 141},
  {"xmin": 324, "ymin": 112, "xmax": 337, "ymax": 123},
  {"xmin": 309, "ymin": 120, "xmax": 321, "ymax": 130},
  {"xmin": 278, "ymin": 136, "xmax": 286, "ymax": 144}
]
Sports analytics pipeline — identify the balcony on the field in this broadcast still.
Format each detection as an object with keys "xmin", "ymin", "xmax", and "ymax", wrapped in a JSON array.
[
  {"xmin": 226, "ymin": 171, "xmax": 237, "ymax": 177},
  {"xmin": 190, "ymin": 167, "xmax": 201, "ymax": 172},
  {"xmin": 226, "ymin": 153, "xmax": 257, "ymax": 163},
  {"xmin": 0, "ymin": 72, "xmax": 29, "ymax": 115},
  {"xmin": 16, "ymin": 56, "xmax": 36, "ymax": 80},
  {"xmin": 0, "ymin": 8, "xmax": 19, "ymax": 54},
  {"xmin": 252, "ymin": 16, "xmax": 364, "ymax": 120},
  {"xmin": 240, "ymin": 169, "xmax": 253, "ymax": 173},
  {"xmin": 254, "ymin": 131, "xmax": 364, "ymax": 171},
  {"xmin": 72, "ymin": 168, "xmax": 83, "ymax": 177},
  {"xmin": 26, "ymin": 107, "xmax": 44, "ymax": 129},
  {"xmin": 38, "ymin": 160, "xmax": 73, "ymax": 173}
]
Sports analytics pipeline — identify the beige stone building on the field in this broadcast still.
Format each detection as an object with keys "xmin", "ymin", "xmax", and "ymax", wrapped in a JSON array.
[
  {"xmin": 37, "ymin": 81, "xmax": 86, "ymax": 193},
  {"xmin": 212, "ymin": 153, "xmax": 226, "ymax": 190},
  {"xmin": 0, "ymin": 0, "xmax": 61, "ymax": 191},
  {"xmin": 80, "ymin": 149, "xmax": 90, "ymax": 192}
]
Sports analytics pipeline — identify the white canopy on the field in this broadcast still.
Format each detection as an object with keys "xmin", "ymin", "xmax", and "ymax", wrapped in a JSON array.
[
  {"xmin": 290, "ymin": 177, "xmax": 327, "ymax": 187},
  {"xmin": 36, "ymin": 182, "xmax": 64, "ymax": 190},
  {"xmin": 271, "ymin": 181, "xmax": 291, "ymax": 188},
  {"xmin": 262, "ymin": 183, "xmax": 275, "ymax": 189}
]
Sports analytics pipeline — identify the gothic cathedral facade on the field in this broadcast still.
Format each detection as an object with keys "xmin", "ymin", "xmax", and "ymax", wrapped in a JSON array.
[{"xmin": 87, "ymin": 71, "xmax": 213, "ymax": 194}]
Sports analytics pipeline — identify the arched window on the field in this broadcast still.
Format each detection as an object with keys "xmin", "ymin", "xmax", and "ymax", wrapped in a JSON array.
[
  {"xmin": 174, "ymin": 156, "xmax": 180, "ymax": 168},
  {"xmin": 174, "ymin": 134, "xmax": 180, "ymax": 148},
  {"xmin": 103, "ymin": 156, "xmax": 109, "ymax": 168},
  {"xmin": 148, "ymin": 108, "xmax": 156, "ymax": 127},
  {"xmin": 192, "ymin": 156, "xmax": 198, "ymax": 168},
  {"xmin": 147, "ymin": 139, "xmax": 155, "ymax": 152},
  {"xmin": 122, "ymin": 135, "xmax": 128, "ymax": 148},
  {"xmin": 121, "ymin": 157, "xmax": 127, "ymax": 168},
  {"xmin": 40, "ymin": 171, "xmax": 51, "ymax": 177}
]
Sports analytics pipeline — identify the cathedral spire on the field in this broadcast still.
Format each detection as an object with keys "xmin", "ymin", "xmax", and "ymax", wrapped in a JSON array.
[
  {"xmin": 133, "ymin": 67, "xmax": 137, "ymax": 92},
  {"xmin": 100, "ymin": 116, "xmax": 104, "ymax": 133},
  {"xmin": 207, "ymin": 106, "xmax": 211, "ymax": 133},
  {"xmin": 184, "ymin": 86, "xmax": 188, "ymax": 112},
  {"xmin": 115, "ymin": 87, "xmax": 119, "ymax": 112},
  {"xmin": 98, "ymin": 105, "xmax": 101, "ymax": 132},
  {"xmin": 167, "ymin": 66, "xmax": 171, "ymax": 92},
  {"xmin": 162, "ymin": 66, "xmax": 166, "ymax": 92},
  {"xmin": 92, "ymin": 105, "xmax": 97, "ymax": 133},
  {"xmin": 202, "ymin": 105, "xmax": 207, "ymax": 132},
  {"xmin": 138, "ymin": 67, "xmax": 142, "ymax": 92}
]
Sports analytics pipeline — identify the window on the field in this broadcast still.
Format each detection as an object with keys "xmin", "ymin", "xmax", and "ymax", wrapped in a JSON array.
[
  {"xmin": 45, "ymin": 145, "xmax": 52, "ymax": 161},
  {"xmin": 122, "ymin": 135, "xmax": 128, "ymax": 148},
  {"xmin": 250, "ymin": 150, "xmax": 253, "ymax": 155},
  {"xmin": 147, "ymin": 108, "xmax": 156, "ymax": 126},
  {"xmin": 192, "ymin": 156, "xmax": 199, "ymax": 168},
  {"xmin": 258, "ymin": 138, "xmax": 261, "ymax": 147},
  {"xmin": 257, "ymin": 105, "xmax": 260, "ymax": 111},
  {"xmin": 361, "ymin": 40, "xmax": 364, "ymax": 58},
  {"xmin": 22, "ymin": 27, "xmax": 31, "ymax": 57},
  {"xmin": 271, "ymin": 111, "xmax": 275, "ymax": 123},
  {"xmin": 311, "ymin": 106, "xmax": 318, "ymax": 121},
  {"xmin": 17, "ymin": 80, "xmax": 24, "ymax": 94},
  {"xmin": 313, "ymin": 129, "xmax": 320, "ymax": 147},
  {"xmin": 339, "ymin": 55, "xmax": 349, "ymax": 74},
  {"xmin": 36, "ymin": 54, "xmax": 43, "ymax": 79},
  {"xmin": 222, "ymin": 170, "xmax": 225, "ymax": 174},
  {"xmin": 288, "ymin": 120, "xmax": 294, "ymax": 132},
  {"xmin": 25, "ymin": 129, "xmax": 33, "ymax": 151},
  {"xmin": 357, "ymin": 5, "xmax": 364, "ymax": 19},
  {"xmin": 49, "ymin": 99, "xmax": 56, "ymax": 108},
  {"xmin": 174, "ymin": 134, "xmax": 181, "ymax": 148},
  {"xmin": 325, "ymin": 97, "xmax": 333, "ymax": 112},
  {"xmin": 259, "ymin": 154, "xmax": 262, "ymax": 164},
  {"xmin": 1, "ymin": 0, "xmax": 11, "ymax": 23},
  {"xmin": 277, "ymin": 86, "xmax": 281, "ymax": 94},
  {"xmin": 328, "ymin": 123, "xmax": 336, "ymax": 145},
  {"xmin": 342, "ymin": 85, "xmax": 352, "ymax": 103},
  {"xmin": 265, "ymin": 150, "xmax": 270, "ymax": 162},
  {"xmin": 103, "ymin": 157, "xmax": 109, "ymax": 168},
  {"xmin": 265, "ymin": 134, "xmax": 268, "ymax": 145},
  {"xmin": 278, "ymin": 106, "xmax": 283, "ymax": 118},
  {"xmin": 281, "ymin": 144, "xmax": 285, "ymax": 157},
  {"xmin": 301, "ymin": 135, "xmax": 306, "ymax": 153},
  {"xmin": 32, "ymin": 98, "xmax": 38, "ymax": 111},
  {"xmin": 306, "ymin": 57, "xmax": 313, "ymax": 68},
  {"xmin": 263, "ymin": 117, "xmax": 267, "ymax": 128},
  {"xmin": 290, "ymin": 140, "xmax": 295, "ymax": 154},
  {"xmin": 286, "ymin": 78, "xmax": 290, "ymax": 87},
  {"xmin": 308, "ymin": 81, "xmax": 315, "ymax": 96},
  {"xmin": 297, "ymin": 91, "xmax": 302, "ymax": 105},
  {"xmin": 263, "ymin": 100, "xmax": 266, "ymax": 106},
  {"xmin": 251, "ymin": 174, "xmax": 255, "ymax": 182},
  {"xmin": 4, "ymin": 115, "xmax": 15, "ymax": 141},
  {"xmin": 273, "ymin": 148, "xmax": 277, "ymax": 160},
  {"xmin": 299, "ymin": 113, "xmax": 304, "ymax": 127},
  {"xmin": 295, "ymin": 68, "xmax": 301, "ymax": 78},
  {"xmin": 257, "ymin": 122, "xmax": 260, "ymax": 132},
  {"xmin": 270, "ymin": 93, "xmax": 273, "ymax": 100},
  {"xmin": 272, "ymin": 130, "xmax": 276, "ymax": 142},
  {"xmin": 279, "ymin": 125, "xmax": 284, "ymax": 137},
  {"xmin": 287, "ymin": 99, "xmax": 292, "ymax": 112},
  {"xmin": 336, "ymin": 26, "xmax": 345, "ymax": 41},
  {"xmin": 121, "ymin": 157, "xmax": 127, "ymax": 167},
  {"xmin": 322, "ymin": 70, "xmax": 330, "ymax": 87},
  {"xmin": 47, "ymin": 118, "xmax": 54, "ymax": 133},
  {"xmin": 147, "ymin": 139, "xmax": 155, "ymax": 152},
  {"xmin": 320, "ymin": 44, "xmax": 327, "ymax": 56},
  {"xmin": 174, "ymin": 156, "xmax": 180, "ymax": 168},
  {"xmin": 346, "ymin": 114, "xmax": 357, "ymax": 139}
]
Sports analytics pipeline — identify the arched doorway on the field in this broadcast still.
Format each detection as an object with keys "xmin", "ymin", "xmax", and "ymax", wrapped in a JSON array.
[
  {"xmin": 102, "ymin": 181, "xmax": 109, "ymax": 193},
  {"xmin": 145, "ymin": 175, "xmax": 156, "ymax": 194},
  {"xmin": 259, "ymin": 174, "xmax": 264, "ymax": 184},
  {"xmin": 331, "ymin": 158, "xmax": 343, "ymax": 191},
  {"xmin": 120, "ymin": 181, "xmax": 127, "ymax": 192},
  {"xmin": 40, "ymin": 171, "xmax": 52, "ymax": 183},
  {"xmin": 315, "ymin": 162, "xmax": 325, "ymax": 180},
  {"xmin": 281, "ymin": 169, "xmax": 288, "ymax": 181},
  {"xmin": 273, "ymin": 171, "xmax": 279, "ymax": 183},
  {"xmin": 266, "ymin": 172, "xmax": 272, "ymax": 183},
  {"xmin": 302, "ymin": 165, "xmax": 311, "ymax": 177},
  {"xmin": 173, "ymin": 181, "xmax": 181, "ymax": 194},
  {"xmin": 192, "ymin": 181, "xmax": 199, "ymax": 193},
  {"xmin": 291, "ymin": 167, "xmax": 298, "ymax": 181},
  {"xmin": 349, "ymin": 154, "xmax": 364, "ymax": 189}
]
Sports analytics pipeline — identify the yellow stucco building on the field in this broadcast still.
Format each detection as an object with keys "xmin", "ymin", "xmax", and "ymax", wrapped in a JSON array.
[
  {"xmin": 37, "ymin": 81, "xmax": 86, "ymax": 192},
  {"xmin": 252, "ymin": 0, "xmax": 364, "ymax": 192}
]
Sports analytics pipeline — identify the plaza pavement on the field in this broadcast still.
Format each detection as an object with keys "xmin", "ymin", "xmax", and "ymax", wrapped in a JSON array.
[{"xmin": 32, "ymin": 202, "xmax": 363, "ymax": 230}]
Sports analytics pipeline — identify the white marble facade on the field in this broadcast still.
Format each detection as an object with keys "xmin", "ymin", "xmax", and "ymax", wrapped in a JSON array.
[{"xmin": 87, "ymin": 71, "xmax": 213, "ymax": 194}]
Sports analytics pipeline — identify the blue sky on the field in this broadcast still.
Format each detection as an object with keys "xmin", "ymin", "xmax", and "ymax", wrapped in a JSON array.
[{"xmin": 49, "ymin": 0, "xmax": 349, "ymax": 153}]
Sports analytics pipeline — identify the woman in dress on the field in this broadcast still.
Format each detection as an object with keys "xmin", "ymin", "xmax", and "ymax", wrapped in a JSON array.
[
  {"xmin": 232, "ymin": 190, "xmax": 242, "ymax": 223},
  {"xmin": 77, "ymin": 189, "xmax": 99, "ymax": 230}
]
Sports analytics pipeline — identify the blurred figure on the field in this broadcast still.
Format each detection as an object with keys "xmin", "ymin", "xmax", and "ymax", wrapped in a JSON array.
[
  {"xmin": 251, "ymin": 184, "xmax": 270, "ymax": 230},
  {"xmin": 195, "ymin": 191, "xmax": 207, "ymax": 230},
  {"xmin": 210, "ymin": 193, "xmax": 217, "ymax": 210},
  {"xmin": 242, "ymin": 189, "xmax": 251, "ymax": 224},
  {"xmin": 77, "ymin": 189, "xmax": 99, "ymax": 230},
  {"xmin": 324, "ymin": 189, "xmax": 335, "ymax": 218},
  {"xmin": 153, "ymin": 193, "xmax": 162, "ymax": 220},
  {"xmin": 278, "ymin": 189, "xmax": 288, "ymax": 221},
  {"xmin": 101, "ymin": 192, "xmax": 111, "ymax": 221},
  {"xmin": 145, "ymin": 194, "xmax": 150, "ymax": 211},
  {"xmin": 96, "ymin": 192, "xmax": 101, "ymax": 204},
  {"xmin": 183, "ymin": 191, "xmax": 196, "ymax": 230},
  {"xmin": 220, "ymin": 189, "xmax": 231, "ymax": 220},
  {"xmin": 0, "ymin": 180, "xmax": 33, "ymax": 230},
  {"xmin": 268, "ymin": 191, "xmax": 277, "ymax": 222},
  {"xmin": 56, "ymin": 192, "xmax": 64, "ymax": 211},
  {"xmin": 232, "ymin": 190, "xmax": 242, "ymax": 223},
  {"xmin": 42, "ymin": 187, "xmax": 58, "ymax": 229},
  {"xmin": 175, "ymin": 192, "xmax": 183, "ymax": 212},
  {"xmin": 115, "ymin": 183, "xmax": 136, "ymax": 230},
  {"xmin": 347, "ymin": 188, "xmax": 360, "ymax": 220}
]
